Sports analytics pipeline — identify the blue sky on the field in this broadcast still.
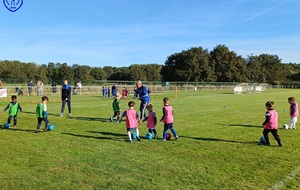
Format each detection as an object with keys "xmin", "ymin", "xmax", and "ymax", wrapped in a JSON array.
[{"xmin": 1, "ymin": 0, "xmax": 300, "ymax": 67}]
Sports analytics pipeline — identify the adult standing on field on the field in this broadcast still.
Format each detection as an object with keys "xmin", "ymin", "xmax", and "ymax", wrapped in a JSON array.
[
  {"xmin": 136, "ymin": 80, "xmax": 150, "ymax": 119},
  {"xmin": 60, "ymin": 80, "xmax": 72, "ymax": 116},
  {"xmin": 111, "ymin": 84, "xmax": 117, "ymax": 98},
  {"xmin": 27, "ymin": 80, "xmax": 34, "ymax": 96}
]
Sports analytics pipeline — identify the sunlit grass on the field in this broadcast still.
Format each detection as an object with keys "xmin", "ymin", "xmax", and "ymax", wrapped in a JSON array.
[{"xmin": 1, "ymin": 89, "xmax": 300, "ymax": 189}]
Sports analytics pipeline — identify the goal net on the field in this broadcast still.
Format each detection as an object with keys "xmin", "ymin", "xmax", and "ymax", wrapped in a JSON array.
[{"xmin": 234, "ymin": 83, "xmax": 268, "ymax": 94}]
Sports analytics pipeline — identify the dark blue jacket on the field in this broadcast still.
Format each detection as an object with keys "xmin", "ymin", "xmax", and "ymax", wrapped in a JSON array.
[
  {"xmin": 62, "ymin": 84, "xmax": 71, "ymax": 100},
  {"xmin": 136, "ymin": 85, "xmax": 150, "ymax": 103}
]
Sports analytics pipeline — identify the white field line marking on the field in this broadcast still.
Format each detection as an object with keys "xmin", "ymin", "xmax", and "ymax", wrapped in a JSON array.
[{"xmin": 270, "ymin": 165, "xmax": 300, "ymax": 190}]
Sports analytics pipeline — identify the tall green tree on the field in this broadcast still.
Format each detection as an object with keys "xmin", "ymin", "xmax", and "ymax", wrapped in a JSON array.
[
  {"xmin": 246, "ymin": 55, "xmax": 266, "ymax": 83},
  {"xmin": 247, "ymin": 54, "xmax": 287, "ymax": 84},
  {"xmin": 73, "ymin": 64, "xmax": 93, "ymax": 84},
  {"xmin": 58, "ymin": 63, "xmax": 74, "ymax": 84},
  {"xmin": 209, "ymin": 45, "xmax": 248, "ymax": 82},
  {"xmin": 47, "ymin": 62, "xmax": 60, "ymax": 83},
  {"xmin": 102, "ymin": 66, "xmax": 115, "ymax": 79},
  {"xmin": 144, "ymin": 64, "xmax": 162, "ymax": 81},
  {"xmin": 24, "ymin": 62, "xmax": 38, "ymax": 82},
  {"xmin": 90, "ymin": 67, "xmax": 105, "ymax": 80},
  {"xmin": 109, "ymin": 67, "xmax": 131, "ymax": 80},
  {"xmin": 161, "ymin": 47, "xmax": 212, "ymax": 82},
  {"xmin": 129, "ymin": 64, "xmax": 147, "ymax": 81},
  {"xmin": 35, "ymin": 64, "xmax": 48, "ymax": 82}
]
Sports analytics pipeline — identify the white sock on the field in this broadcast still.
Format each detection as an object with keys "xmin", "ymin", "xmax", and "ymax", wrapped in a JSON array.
[{"xmin": 128, "ymin": 131, "xmax": 132, "ymax": 141}]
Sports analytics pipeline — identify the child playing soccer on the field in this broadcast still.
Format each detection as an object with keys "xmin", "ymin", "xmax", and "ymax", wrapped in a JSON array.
[
  {"xmin": 143, "ymin": 103, "xmax": 158, "ymax": 139},
  {"xmin": 288, "ymin": 97, "xmax": 298, "ymax": 129},
  {"xmin": 262, "ymin": 101, "xmax": 282, "ymax": 146},
  {"xmin": 110, "ymin": 94, "xmax": 121, "ymax": 122},
  {"xmin": 160, "ymin": 97, "xmax": 178, "ymax": 141},
  {"xmin": 36, "ymin": 96, "xmax": 49, "ymax": 133},
  {"xmin": 120, "ymin": 101, "xmax": 141, "ymax": 142},
  {"xmin": 2, "ymin": 95, "xmax": 22, "ymax": 128}
]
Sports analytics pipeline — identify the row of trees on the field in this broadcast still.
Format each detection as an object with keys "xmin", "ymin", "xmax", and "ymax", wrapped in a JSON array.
[{"xmin": 1, "ymin": 44, "xmax": 300, "ymax": 85}]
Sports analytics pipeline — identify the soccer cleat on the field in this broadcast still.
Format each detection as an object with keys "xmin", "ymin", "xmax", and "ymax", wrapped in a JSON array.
[
  {"xmin": 110, "ymin": 117, "xmax": 113, "ymax": 122},
  {"xmin": 68, "ymin": 113, "xmax": 72, "ymax": 116},
  {"xmin": 35, "ymin": 129, "xmax": 40, "ymax": 133},
  {"xmin": 175, "ymin": 136, "xmax": 179, "ymax": 140},
  {"xmin": 137, "ymin": 136, "xmax": 141, "ymax": 141},
  {"xmin": 59, "ymin": 114, "xmax": 63, "ymax": 117}
]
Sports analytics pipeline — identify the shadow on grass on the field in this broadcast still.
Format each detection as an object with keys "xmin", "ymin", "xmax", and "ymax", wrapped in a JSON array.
[
  {"xmin": 181, "ymin": 135, "xmax": 260, "ymax": 145},
  {"xmin": 22, "ymin": 112, "xmax": 112, "ymax": 122},
  {"xmin": 88, "ymin": 131, "xmax": 126, "ymax": 137},
  {"xmin": 61, "ymin": 132, "xmax": 113, "ymax": 140},
  {"xmin": 22, "ymin": 111, "xmax": 58, "ymax": 117},
  {"xmin": 227, "ymin": 124, "xmax": 262, "ymax": 128},
  {"xmin": 66, "ymin": 116, "xmax": 110, "ymax": 122},
  {"xmin": 0, "ymin": 126, "xmax": 37, "ymax": 133}
]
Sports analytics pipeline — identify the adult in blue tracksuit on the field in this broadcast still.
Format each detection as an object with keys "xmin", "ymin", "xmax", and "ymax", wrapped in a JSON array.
[
  {"xmin": 136, "ymin": 80, "xmax": 150, "ymax": 119},
  {"xmin": 60, "ymin": 80, "xmax": 72, "ymax": 116}
]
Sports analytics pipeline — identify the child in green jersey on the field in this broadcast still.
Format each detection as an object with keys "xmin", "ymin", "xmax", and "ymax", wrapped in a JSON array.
[
  {"xmin": 2, "ymin": 95, "xmax": 22, "ymax": 127},
  {"xmin": 35, "ymin": 96, "xmax": 49, "ymax": 133},
  {"xmin": 110, "ymin": 94, "xmax": 122, "ymax": 122}
]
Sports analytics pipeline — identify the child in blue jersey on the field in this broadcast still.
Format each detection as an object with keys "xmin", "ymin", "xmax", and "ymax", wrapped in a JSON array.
[
  {"xmin": 160, "ymin": 97, "xmax": 178, "ymax": 141},
  {"xmin": 110, "ymin": 94, "xmax": 122, "ymax": 122},
  {"xmin": 2, "ymin": 95, "xmax": 23, "ymax": 128},
  {"xmin": 36, "ymin": 96, "xmax": 49, "ymax": 133}
]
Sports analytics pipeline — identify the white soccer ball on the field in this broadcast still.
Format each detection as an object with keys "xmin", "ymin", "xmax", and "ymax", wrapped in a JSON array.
[{"xmin": 282, "ymin": 124, "xmax": 289, "ymax": 129}]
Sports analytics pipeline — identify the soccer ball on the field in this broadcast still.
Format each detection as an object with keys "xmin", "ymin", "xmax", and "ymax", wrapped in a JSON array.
[
  {"xmin": 131, "ymin": 132, "xmax": 137, "ymax": 139},
  {"xmin": 166, "ymin": 133, "xmax": 172, "ymax": 140},
  {"xmin": 48, "ymin": 124, "xmax": 55, "ymax": 131},
  {"xmin": 3, "ymin": 123, "xmax": 10, "ymax": 129},
  {"xmin": 282, "ymin": 124, "xmax": 289, "ymax": 129},
  {"xmin": 146, "ymin": 132, "xmax": 153, "ymax": 140},
  {"xmin": 260, "ymin": 136, "xmax": 266, "ymax": 144}
]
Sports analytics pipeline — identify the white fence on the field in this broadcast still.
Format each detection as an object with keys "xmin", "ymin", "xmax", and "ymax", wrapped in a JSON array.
[{"xmin": 0, "ymin": 82, "xmax": 270, "ymax": 97}]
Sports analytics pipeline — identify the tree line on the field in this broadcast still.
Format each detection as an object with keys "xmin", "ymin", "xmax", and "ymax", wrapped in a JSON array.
[{"xmin": 1, "ymin": 44, "xmax": 300, "ymax": 85}]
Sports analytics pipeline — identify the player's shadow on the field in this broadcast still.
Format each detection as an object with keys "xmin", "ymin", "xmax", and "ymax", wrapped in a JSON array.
[
  {"xmin": 11, "ymin": 128, "xmax": 37, "ymax": 133},
  {"xmin": 0, "ymin": 126, "xmax": 36, "ymax": 133},
  {"xmin": 67, "ymin": 116, "xmax": 110, "ymax": 122},
  {"xmin": 61, "ymin": 132, "xmax": 113, "ymax": 140},
  {"xmin": 181, "ymin": 135, "xmax": 259, "ymax": 145},
  {"xmin": 22, "ymin": 111, "xmax": 57, "ymax": 117},
  {"xmin": 88, "ymin": 131, "xmax": 126, "ymax": 137},
  {"xmin": 227, "ymin": 124, "xmax": 262, "ymax": 128}
]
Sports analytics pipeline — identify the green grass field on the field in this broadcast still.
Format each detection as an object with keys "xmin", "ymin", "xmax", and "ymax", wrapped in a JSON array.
[{"xmin": 1, "ymin": 89, "xmax": 300, "ymax": 190}]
